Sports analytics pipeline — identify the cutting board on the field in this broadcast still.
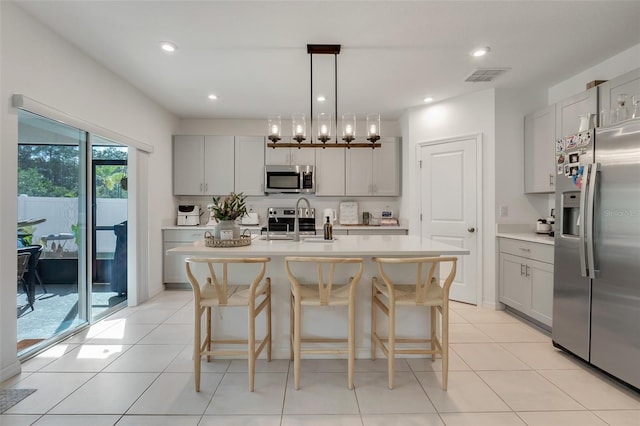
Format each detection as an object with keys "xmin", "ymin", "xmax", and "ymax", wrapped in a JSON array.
[{"xmin": 339, "ymin": 201, "xmax": 358, "ymax": 225}]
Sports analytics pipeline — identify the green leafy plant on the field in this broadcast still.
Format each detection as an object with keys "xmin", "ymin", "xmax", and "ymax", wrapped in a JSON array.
[{"xmin": 209, "ymin": 192, "xmax": 247, "ymax": 221}]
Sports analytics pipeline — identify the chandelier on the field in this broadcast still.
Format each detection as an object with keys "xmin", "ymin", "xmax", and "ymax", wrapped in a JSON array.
[{"xmin": 267, "ymin": 44, "xmax": 381, "ymax": 149}]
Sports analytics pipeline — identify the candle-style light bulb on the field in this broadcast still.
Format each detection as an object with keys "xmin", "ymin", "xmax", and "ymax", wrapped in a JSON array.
[
  {"xmin": 345, "ymin": 124, "xmax": 353, "ymax": 135},
  {"xmin": 320, "ymin": 124, "xmax": 328, "ymax": 135},
  {"xmin": 270, "ymin": 124, "xmax": 278, "ymax": 135},
  {"xmin": 369, "ymin": 124, "xmax": 377, "ymax": 135},
  {"xmin": 295, "ymin": 125, "xmax": 303, "ymax": 135}
]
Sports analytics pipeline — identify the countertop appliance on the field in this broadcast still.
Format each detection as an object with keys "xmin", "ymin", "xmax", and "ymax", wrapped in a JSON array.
[
  {"xmin": 553, "ymin": 119, "xmax": 640, "ymax": 391},
  {"xmin": 177, "ymin": 205, "xmax": 200, "ymax": 226},
  {"xmin": 261, "ymin": 207, "xmax": 316, "ymax": 235},
  {"xmin": 241, "ymin": 212, "xmax": 259, "ymax": 225},
  {"xmin": 265, "ymin": 165, "xmax": 314, "ymax": 194},
  {"xmin": 535, "ymin": 218, "xmax": 552, "ymax": 234},
  {"xmin": 322, "ymin": 208, "xmax": 337, "ymax": 225}
]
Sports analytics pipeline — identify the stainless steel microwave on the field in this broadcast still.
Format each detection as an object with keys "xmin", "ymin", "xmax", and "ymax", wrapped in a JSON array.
[{"xmin": 265, "ymin": 165, "xmax": 315, "ymax": 194}]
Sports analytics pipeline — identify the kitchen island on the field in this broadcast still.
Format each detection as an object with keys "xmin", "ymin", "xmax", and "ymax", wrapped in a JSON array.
[{"xmin": 167, "ymin": 235, "xmax": 469, "ymax": 359}]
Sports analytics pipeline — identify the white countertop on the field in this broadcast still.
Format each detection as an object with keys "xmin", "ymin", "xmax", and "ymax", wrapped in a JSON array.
[
  {"xmin": 167, "ymin": 234, "xmax": 469, "ymax": 257},
  {"xmin": 163, "ymin": 225, "xmax": 262, "ymax": 231},
  {"xmin": 162, "ymin": 224, "xmax": 407, "ymax": 231},
  {"xmin": 332, "ymin": 225, "xmax": 407, "ymax": 231},
  {"xmin": 496, "ymin": 232, "xmax": 555, "ymax": 245}
]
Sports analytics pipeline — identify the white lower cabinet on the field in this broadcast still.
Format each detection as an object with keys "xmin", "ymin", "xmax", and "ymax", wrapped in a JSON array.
[
  {"xmin": 163, "ymin": 227, "xmax": 262, "ymax": 284},
  {"xmin": 499, "ymin": 238, "xmax": 554, "ymax": 328},
  {"xmin": 163, "ymin": 229, "xmax": 207, "ymax": 284}
]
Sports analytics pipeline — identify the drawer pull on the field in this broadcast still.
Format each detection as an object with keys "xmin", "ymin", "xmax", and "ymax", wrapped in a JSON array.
[{"xmin": 519, "ymin": 248, "xmax": 531, "ymax": 252}]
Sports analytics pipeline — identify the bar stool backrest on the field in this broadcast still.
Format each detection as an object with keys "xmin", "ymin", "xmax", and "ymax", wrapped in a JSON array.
[
  {"xmin": 372, "ymin": 256, "xmax": 458, "ymax": 304},
  {"xmin": 285, "ymin": 256, "xmax": 364, "ymax": 305},
  {"xmin": 185, "ymin": 257, "xmax": 270, "ymax": 305}
]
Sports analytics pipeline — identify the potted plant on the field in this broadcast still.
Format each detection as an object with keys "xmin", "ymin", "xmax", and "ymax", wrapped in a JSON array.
[{"xmin": 209, "ymin": 192, "xmax": 247, "ymax": 240}]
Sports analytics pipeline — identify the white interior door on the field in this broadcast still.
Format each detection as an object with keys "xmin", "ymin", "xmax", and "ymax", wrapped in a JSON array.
[{"xmin": 419, "ymin": 135, "xmax": 480, "ymax": 304}]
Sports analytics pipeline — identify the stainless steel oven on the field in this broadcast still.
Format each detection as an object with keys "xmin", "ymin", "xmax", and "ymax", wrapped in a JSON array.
[
  {"xmin": 261, "ymin": 207, "xmax": 316, "ymax": 236},
  {"xmin": 265, "ymin": 165, "xmax": 314, "ymax": 194}
]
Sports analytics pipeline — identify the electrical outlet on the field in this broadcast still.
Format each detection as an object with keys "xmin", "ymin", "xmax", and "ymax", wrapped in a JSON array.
[{"xmin": 499, "ymin": 205, "xmax": 508, "ymax": 217}]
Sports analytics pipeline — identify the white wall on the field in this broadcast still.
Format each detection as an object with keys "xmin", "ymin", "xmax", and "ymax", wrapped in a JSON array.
[
  {"xmin": 1, "ymin": 2, "xmax": 178, "ymax": 381},
  {"xmin": 548, "ymin": 43, "xmax": 640, "ymax": 104},
  {"xmin": 495, "ymin": 88, "xmax": 552, "ymax": 224}
]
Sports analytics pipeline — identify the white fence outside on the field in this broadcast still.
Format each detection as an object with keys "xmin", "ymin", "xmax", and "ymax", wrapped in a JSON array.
[{"xmin": 18, "ymin": 195, "xmax": 127, "ymax": 255}]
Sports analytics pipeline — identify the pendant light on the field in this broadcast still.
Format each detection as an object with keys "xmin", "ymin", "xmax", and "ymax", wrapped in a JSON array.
[{"xmin": 267, "ymin": 44, "xmax": 381, "ymax": 149}]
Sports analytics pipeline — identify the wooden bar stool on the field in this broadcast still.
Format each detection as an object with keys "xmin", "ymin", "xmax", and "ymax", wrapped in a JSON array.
[
  {"xmin": 285, "ymin": 256, "xmax": 364, "ymax": 390},
  {"xmin": 185, "ymin": 257, "xmax": 271, "ymax": 392},
  {"xmin": 371, "ymin": 256, "xmax": 457, "ymax": 390}
]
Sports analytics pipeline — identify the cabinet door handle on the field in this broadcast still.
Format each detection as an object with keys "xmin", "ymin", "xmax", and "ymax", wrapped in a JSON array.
[
  {"xmin": 549, "ymin": 173, "xmax": 554, "ymax": 186},
  {"xmin": 520, "ymin": 263, "xmax": 525, "ymax": 276},
  {"xmin": 373, "ymin": 184, "xmax": 377, "ymax": 194},
  {"xmin": 200, "ymin": 183, "xmax": 203, "ymax": 192},
  {"xmin": 525, "ymin": 264, "xmax": 530, "ymax": 277},
  {"xmin": 205, "ymin": 183, "xmax": 208, "ymax": 192}
]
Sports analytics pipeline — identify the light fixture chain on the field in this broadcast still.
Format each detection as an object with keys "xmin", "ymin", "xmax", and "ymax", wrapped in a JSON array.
[
  {"xmin": 310, "ymin": 52, "xmax": 313, "ymax": 142},
  {"xmin": 335, "ymin": 52, "xmax": 338, "ymax": 144}
]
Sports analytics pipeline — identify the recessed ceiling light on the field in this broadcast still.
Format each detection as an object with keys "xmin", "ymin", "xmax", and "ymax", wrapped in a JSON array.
[
  {"xmin": 423, "ymin": 97, "xmax": 434, "ymax": 103},
  {"xmin": 160, "ymin": 41, "xmax": 177, "ymax": 53},
  {"xmin": 208, "ymin": 94, "xmax": 218, "ymax": 100},
  {"xmin": 471, "ymin": 47, "xmax": 490, "ymax": 57},
  {"xmin": 317, "ymin": 95, "xmax": 326, "ymax": 102}
]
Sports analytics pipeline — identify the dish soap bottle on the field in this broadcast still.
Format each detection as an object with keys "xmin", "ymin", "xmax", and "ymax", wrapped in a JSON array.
[{"xmin": 323, "ymin": 216, "xmax": 333, "ymax": 240}]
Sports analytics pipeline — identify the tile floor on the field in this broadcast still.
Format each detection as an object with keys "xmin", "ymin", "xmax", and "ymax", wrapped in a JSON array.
[{"xmin": 2, "ymin": 290, "xmax": 639, "ymax": 426}]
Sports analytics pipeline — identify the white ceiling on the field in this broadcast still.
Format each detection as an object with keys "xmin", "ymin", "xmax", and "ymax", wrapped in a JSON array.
[{"xmin": 14, "ymin": 1, "xmax": 640, "ymax": 120}]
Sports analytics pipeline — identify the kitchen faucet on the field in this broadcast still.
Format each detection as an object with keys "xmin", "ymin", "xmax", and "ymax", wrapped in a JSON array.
[
  {"xmin": 266, "ymin": 207, "xmax": 277, "ymax": 241},
  {"xmin": 293, "ymin": 197, "xmax": 311, "ymax": 242}
]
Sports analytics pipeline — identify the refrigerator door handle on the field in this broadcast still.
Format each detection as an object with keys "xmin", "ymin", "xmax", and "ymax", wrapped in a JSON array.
[
  {"xmin": 579, "ymin": 163, "xmax": 591, "ymax": 277},
  {"xmin": 586, "ymin": 162, "xmax": 600, "ymax": 278}
]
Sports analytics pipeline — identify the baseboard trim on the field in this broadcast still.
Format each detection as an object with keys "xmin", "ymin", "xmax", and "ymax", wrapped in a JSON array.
[{"xmin": 0, "ymin": 360, "xmax": 22, "ymax": 383}]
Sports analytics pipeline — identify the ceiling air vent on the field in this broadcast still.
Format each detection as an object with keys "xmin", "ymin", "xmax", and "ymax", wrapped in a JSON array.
[{"xmin": 465, "ymin": 68, "xmax": 510, "ymax": 82}]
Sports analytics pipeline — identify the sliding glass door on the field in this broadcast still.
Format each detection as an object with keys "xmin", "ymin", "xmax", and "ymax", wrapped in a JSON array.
[
  {"xmin": 17, "ymin": 110, "xmax": 130, "ymax": 355},
  {"xmin": 17, "ymin": 109, "xmax": 88, "ymax": 353},
  {"xmin": 91, "ymin": 140, "xmax": 128, "ymax": 321}
]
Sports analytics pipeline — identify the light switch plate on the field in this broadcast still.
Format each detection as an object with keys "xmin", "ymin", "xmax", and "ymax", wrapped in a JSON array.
[{"xmin": 499, "ymin": 205, "xmax": 508, "ymax": 217}]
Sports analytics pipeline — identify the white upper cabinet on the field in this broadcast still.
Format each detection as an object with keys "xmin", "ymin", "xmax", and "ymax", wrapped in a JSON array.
[
  {"xmin": 173, "ymin": 135, "xmax": 206, "ymax": 195},
  {"xmin": 265, "ymin": 146, "xmax": 316, "ymax": 166},
  {"xmin": 174, "ymin": 135, "xmax": 234, "ymax": 195},
  {"xmin": 598, "ymin": 68, "xmax": 640, "ymax": 122},
  {"xmin": 174, "ymin": 135, "xmax": 264, "ymax": 196},
  {"xmin": 204, "ymin": 135, "xmax": 235, "ymax": 195},
  {"xmin": 524, "ymin": 105, "xmax": 556, "ymax": 194},
  {"xmin": 234, "ymin": 136, "xmax": 265, "ymax": 196},
  {"xmin": 524, "ymin": 87, "xmax": 597, "ymax": 194},
  {"xmin": 555, "ymin": 87, "xmax": 597, "ymax": 139},
  {"xmin": 372, "ymin": 139, "xmax": 400, "ymax": 196},
  {"xmin": 315, "ymin": 147, "xmax": 345, "ymax": 196},
  {"xmin": 346, "ymin": 138, "xmax": 400, "ymax": 196}
]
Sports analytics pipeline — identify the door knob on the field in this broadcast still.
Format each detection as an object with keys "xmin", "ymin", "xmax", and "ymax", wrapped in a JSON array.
[{"xmin": 467, "ymin": 227, "xmax": 476, "ymax": 233}]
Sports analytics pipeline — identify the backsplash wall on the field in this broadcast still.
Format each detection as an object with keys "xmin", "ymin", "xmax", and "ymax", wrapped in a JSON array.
[{"xmin": 172, "ymin": 195, "xmax": 402, "ymax": 227}]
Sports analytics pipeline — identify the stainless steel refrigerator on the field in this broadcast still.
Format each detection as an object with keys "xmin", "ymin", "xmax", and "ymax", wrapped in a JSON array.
[{"xmin": 553, "ymin": 118, "xmax": 640, "ymax": 391}]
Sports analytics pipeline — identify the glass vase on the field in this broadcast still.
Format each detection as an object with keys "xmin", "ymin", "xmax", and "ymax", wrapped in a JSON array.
[{"xmin": 215, "ymin": 220, "xmax": 240, "ymax": 240}]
